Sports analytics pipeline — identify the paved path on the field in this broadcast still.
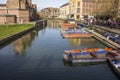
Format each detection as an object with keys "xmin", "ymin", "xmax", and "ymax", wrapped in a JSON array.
[
  {"xmin": 94, "ymin": 25, "xmax": 120, "ymax": 34},
  {"xmin": 84, "ymin": 28, "xmax": 120, "ymax": 50}
]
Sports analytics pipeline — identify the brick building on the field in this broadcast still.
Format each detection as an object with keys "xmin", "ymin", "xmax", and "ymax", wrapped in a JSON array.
[
  {"xmin": 59, "ymin": 3, "xmax": 69, "ymax": 19},
  {"xmin": 69, "ymin": 0, "xmax": 81, "ymax": 20},
  {"xmin": 39, "ymin": 7, "xmax": 59, "ymax": 19},
  {"xmin": 68, "ymin": 0, "xmax": 115, "ymax": 20},
  {"xmin": 0, "ymin": 0, "xmax": 37, "ymax": 24}
]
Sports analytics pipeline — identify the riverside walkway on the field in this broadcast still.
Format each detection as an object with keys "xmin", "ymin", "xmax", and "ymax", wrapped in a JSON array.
[
  {"xmin": 84, "ymin": 25, "xmax": 120, "ymax": 50},
  {"xmin": 94, "ymin": 25, "xmax": 120, "ymax": 34}
]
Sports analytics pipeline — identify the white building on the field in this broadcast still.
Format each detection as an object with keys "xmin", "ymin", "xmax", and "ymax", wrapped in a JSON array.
[{"xmin": 59, "ymin": 3, "xmax": 69, "ymax": 19}]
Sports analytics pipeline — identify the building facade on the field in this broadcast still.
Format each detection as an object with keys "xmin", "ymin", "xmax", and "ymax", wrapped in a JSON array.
[
  {"xmin": 0, "ymin": 0, "xmax": 37, "ymax": 24},
  {"xmin": 69, "ymin": 0, "xmax": 82, "ymax": 20},
  {"xmin": 59, "ymin": 3, "xmax": 69, "ymax": 19},
  {"xmin": 68, "ymin": 0, "xmax": 114, "ymax": 20},
  {"xmin": 39, "ymin": 7, "xmax": 59, "ymax": 19}
]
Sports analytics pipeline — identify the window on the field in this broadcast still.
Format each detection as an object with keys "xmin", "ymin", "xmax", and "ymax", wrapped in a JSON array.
[
  {"xmin": 77, "ymin": 15, "xmax": 80, "ymax": 19},
  {"xmin": 86, "ymin": 2, "xmax": 88, "ymax": 7},
  {"xmin": 77, "ymin": 8, "xmax": 80, "ymax": 13},
  {"xmin": 83, "ymin": 2, "xmax": 85, "ymax": 7},
  {"xmin": 78, "ymin": 2, "xmax": 80, "ymax": 6}
]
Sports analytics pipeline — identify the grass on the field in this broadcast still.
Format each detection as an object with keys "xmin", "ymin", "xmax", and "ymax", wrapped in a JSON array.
[{"xmin": 0, "ymin": 24, "xmax": 34, "ymax": 40}]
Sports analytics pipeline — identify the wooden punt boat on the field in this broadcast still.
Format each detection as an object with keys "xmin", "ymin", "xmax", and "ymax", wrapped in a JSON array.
[
  {"xmin": 107, "ymin": 58, "xmax": 120, "ymax": 78},
  {"xmin": 63, "ymin": 59, "xmax": 106, "ymax": 66},
  {"xmin": 64, "ymin": 48, "xmax": 112, "ymax": 54},
  {"xmin": 108, "ymin": 50, "xmax": 120, "ymax": 57},
  {"xmin": 63, "ymin": 53, "xmax": 107, "ymax": 63},
  {"xmin": 65, "ymin": 29, "xmax": 88, "ymax": 34},
  {"xmin": 62, "ymin": 33, "xmax": 92, "ymax": 38},
  {"xmin": 59, "ymin": 23, "xmax": 75, "ymax": 28},
  {"xmin": 63, "ymin": 48, "xmax": 112, "ymax": 63}
]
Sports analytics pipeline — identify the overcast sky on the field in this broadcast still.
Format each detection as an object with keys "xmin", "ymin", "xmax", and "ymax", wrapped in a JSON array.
[{"xmin": 0, "ymin": 0, "xmax": 69, "ymax": 11}]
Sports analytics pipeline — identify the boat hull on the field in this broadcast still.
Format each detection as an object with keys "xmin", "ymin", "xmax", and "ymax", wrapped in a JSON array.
[
  {"xmin": 107, "ymin": 58, "xmax": 120, "ymax": 78},
  {"xmin": 63, "ymin": 53, "xmax": 107, "ymax": 63}
]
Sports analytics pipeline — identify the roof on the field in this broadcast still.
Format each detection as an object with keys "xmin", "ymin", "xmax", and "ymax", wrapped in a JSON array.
[
  {"xmin": 60, "ymin": 3, "xmax": 68, "ymax": 8},
  {"xmin": 0, "ymin": 4, "xmax": 6, "ymax": 6}
]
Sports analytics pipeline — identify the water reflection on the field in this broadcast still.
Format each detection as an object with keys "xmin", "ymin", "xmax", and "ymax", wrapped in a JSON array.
[
  {"xmin": 0, "ymin": 20, "xmax": 118, "ymax": 80},
  {"xmin": 12, "ymin": 30, "xmax": 39, "ymax": 56},
  {"xmin": 67, "ymin": 38, "xmax": 106, "ymax": 48},
  {"xmin": 47, "ymin": 20, "xmax": 59, "ymax": 28},
  {"xmin": 63, "ymin": 59, "xmax": 106, "ymax": 67}
]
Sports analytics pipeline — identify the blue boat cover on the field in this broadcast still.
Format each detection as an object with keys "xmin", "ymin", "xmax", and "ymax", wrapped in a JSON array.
[
  {"xmin": 74, "ymin": 52, "xmax": 89, "ymax": 55},
  {"xmin": 94, "ymin": 49, "xmax": 107, "ymax": 54},
  {"xmin": 112, "ymin": 60, "xmax": 120, "ymax": 64}
]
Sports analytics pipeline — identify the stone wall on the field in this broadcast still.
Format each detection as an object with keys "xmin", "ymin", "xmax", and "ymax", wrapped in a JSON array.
[
  {"xmin": 18, "ymin": 10, "xmax": 29, "ymax": 22},
  {"xmin": 7, "ymin": 0, "xmax": 20, "ymax": 9},
  {"xmin": 0, "ymin": 16, "xmax": 5, "ymax": 23},
  {"xmin": 6, "ymin": 15, "xmax": 16, "ymax": 23},
  {"xmin": 0, "ymin": 15, "xmax": 16, "ymax": 24},
  {"xmin": 0, "ymin": 9, "xmax": 6, "ymax": 15},
  {"xmin": 0, "ymin": 20, "xmax": 47, "ymax": 46},
  {"xmin": 0, "ymin": 9, "xmax": 30, "ymax": 23}
]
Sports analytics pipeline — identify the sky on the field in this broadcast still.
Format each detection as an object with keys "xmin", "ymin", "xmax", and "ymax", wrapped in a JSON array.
[{"xmin": 0, "ymin": 0, "xmax": 69, "ymax": 11}]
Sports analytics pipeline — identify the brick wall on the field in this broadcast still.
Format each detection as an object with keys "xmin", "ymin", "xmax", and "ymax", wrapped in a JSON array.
[
  {"xmin": 7, "ymin": 0, "xmax": 20, "ymax": 9},
  {"xmin": 6, "ymin": 15, "xmax": 16, "ymax": 23},
  {"xmin": 0, "ymin": 16, "xmax": 5, "ymax": 24},
  {"xmin": 8, "ymin": 9, "xmax": 19, "ymax": 17},
  {"xmin": 0, "ymin": 9, "xmax": 6, "ymax": 15},
  {"xmin": 0, "ymin": 0, "xmax": 37, "ymax": 23},
  {"xmin": 19, "ymin": 10, "xmax": 29, "ymax": 22},
  {"xmin": 0, "ymin": 15, "xmax": 15, "ymax": 24},
  {"xmin": 20, "ymin": 0, "xmax": 26, "ymax": 9},
  {"xmin": 8, "ymin": 9, "xmax": 29, "ymax": 22}
]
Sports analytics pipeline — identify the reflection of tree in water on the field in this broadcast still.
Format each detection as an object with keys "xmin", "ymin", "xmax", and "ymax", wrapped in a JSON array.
[
  {"xmin": 47, "ymin": 20, "xmax": 59, "ymax": 28},
  {"xmin": 12, "ymin": 30, "xmax": 38, "ymax": 56},
  {"xmin": 67, "ymin": 38, "xmax": 105, "ymax": 48}
]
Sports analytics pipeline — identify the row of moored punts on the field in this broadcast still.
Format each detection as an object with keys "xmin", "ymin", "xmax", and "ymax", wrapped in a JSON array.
[
  {"xmin": 59, "ymin": 23, "xmax": 92, "ymax": 38},
  {"xmin": 63, "ymin": 48, "xmax": 120, "ymax": 77},
  {"xmin": 59, "ymin": 23, "xmax": 120, "ymax": 78}
]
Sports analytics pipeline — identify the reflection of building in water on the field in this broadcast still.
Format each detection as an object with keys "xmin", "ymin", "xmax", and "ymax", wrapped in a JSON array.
[
  {"xmin": 12, "ymin": 30, "xmax": 38, "ymax": 56},
  {"xmin": 47, "ymin": 20, "xmax": 59, "ymax": 29},
  {"xmin": 67, "ymin": 38, "xmax": 104, "ymax": 48},
  {"xmin": 67, "ymin": 39, "xmax": 81, "ymax": 47}
]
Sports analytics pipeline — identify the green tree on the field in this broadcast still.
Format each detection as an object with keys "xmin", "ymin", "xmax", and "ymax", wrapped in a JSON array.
[{"xmin": 95, "ymin": 0, "xmax": 119, "ymax": 19}]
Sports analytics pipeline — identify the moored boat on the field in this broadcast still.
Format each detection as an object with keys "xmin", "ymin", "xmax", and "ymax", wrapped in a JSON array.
[
  {"xmin": 59, "ymin": 23, "xmax": 75, "ymax": 29},
  {"xmin": 63, "ymin": 48, "xmax": 112, "ymax": 63},
  {"xmin": 65, "ymin": 29, "xmax": 88, "ymax": 34},
  {"xmin": 63, "ymin": 53, "xmax": 107, "ymax": 63},
  {"xmin": 64, "ymin": 48, "xmax": 112, "ymax": 54},
  {"xmin": 62, "ymin": 33, "xmax": 92, "ymax": 38},
  {"xmin": 107, "ymin": 58, "xmax": 120, "ymax": 78},
  {"xmin": 108, "ymin": 50, "xmax": 120, "ymax": 57}
]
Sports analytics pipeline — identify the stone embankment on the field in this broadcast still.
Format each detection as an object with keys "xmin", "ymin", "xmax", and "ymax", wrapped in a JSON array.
[
  {"xmin": 0, "ymin": 20, "xmax": 47, "ymax": 47},
  {"xmin": 94, "ymin": 25, "xmax": 120, "ymax": 34}
]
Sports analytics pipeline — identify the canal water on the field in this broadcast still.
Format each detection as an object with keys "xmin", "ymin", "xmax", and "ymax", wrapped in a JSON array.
[{"xmin": 0, "ymin": 20, "xmax": 118, "ymax": 80}]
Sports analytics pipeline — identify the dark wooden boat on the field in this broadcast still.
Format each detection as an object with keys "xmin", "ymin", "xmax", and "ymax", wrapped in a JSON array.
[{"xmin": 107, "ymin": 58, "xmax": 120, "ymax": 78}]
